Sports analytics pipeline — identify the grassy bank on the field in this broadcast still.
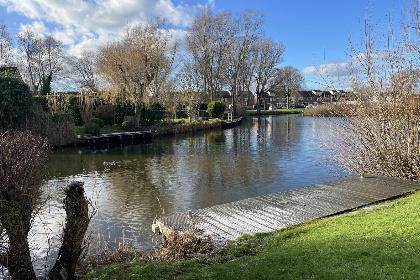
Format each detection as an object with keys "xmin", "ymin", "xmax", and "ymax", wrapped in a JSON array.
[
  {"xmin": 81, "ymin": 190, "xmax": 420, "ymax": 279},
  {"xmin": 247, "ymin": 108, "xmax": 305, "ymax": 115},
  {"xmin": 75, "ymin": 119, "xmax": 193, "ymax": 137},
  {"xmin": 75, "ymin": 109, "xmax": 302, "ymax": 137}
]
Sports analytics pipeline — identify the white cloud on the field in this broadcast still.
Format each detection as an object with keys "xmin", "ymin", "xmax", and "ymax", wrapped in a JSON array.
[
  {"xmin": 302, "ymin": 62, "xmax": 350, "ymax": 77},
  {"xmin": 19, "ymin": 21, "xmax": 49, "ymax": 37},
  {"xmin": 1, "ymin": 0, "xmax": 211, "ymax": 57}
]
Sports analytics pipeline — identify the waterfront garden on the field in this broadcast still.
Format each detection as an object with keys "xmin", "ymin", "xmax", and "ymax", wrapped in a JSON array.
[{"xmin": 3, "ymin": 0, "xmax": 420, "ymax": 279}]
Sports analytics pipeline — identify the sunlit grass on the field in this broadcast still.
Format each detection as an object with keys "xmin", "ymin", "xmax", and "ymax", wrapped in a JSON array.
[{"xmin": 81, "ymin": 190, "xmax": 420, "ymax": 280}]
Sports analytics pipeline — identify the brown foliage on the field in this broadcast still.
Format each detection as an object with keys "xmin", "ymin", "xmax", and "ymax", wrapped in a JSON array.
[
  {"xmin": 157, "ymin": 227, "xmax": 213, "ymax": 261},
  {"xmin": 98, "ymin": 18, "xmax": 176, "ymax": 114},
  {"xmin": 321, "ymin": 98, "xmax": 420, "ymax": 180},
  {"xmin": 0, "ymin": 131, "xmax": 50, "ymax": 279},
  {"xmin": 304, "ymin": 104, "xmax": 352, "ymax": 117},
  {"xmin": 0, "ymin": 131, "xmax": 51, "ymax": 212},
  {"xmin": 317, "ymin": 1, "xmax": 420, "ymax": 181},
  {"xmin": 84, "ymin": 239, "xmax": 141, "ymax": 266}
]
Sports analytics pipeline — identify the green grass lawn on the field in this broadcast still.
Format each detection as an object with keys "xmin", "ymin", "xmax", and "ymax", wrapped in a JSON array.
[{"xmin": 82, "ymin": 190, "xmax": 420, "ymax": 280}]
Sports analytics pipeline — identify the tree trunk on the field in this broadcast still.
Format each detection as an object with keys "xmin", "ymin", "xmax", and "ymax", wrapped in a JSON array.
[
  {"xmin": 6, "ymin": 227, "xmax": 36, "ymax": 280},
  {"xmin": 48, "ymin": 182, "xmax": 90, "ymax": 280},
  {"xmin": 0, "ymin": 200, "xmax": 37, "ymax": 280},
  {"xmin": 256, "ymin": 92, "xmax": 261, "ymax": 115}
]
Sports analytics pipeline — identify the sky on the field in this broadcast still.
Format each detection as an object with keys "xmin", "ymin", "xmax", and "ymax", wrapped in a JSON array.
[{"xmin": 0, "ymin": 0, "xmax": 403, "ymax": 90}]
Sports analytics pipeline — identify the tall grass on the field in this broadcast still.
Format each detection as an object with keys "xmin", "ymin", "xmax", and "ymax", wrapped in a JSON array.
[
  {"xmin": 304, "ymin": 103, "xmax": 348, "ymax": 117},
  {"xmin": 320, "ymin": 98, "xmax": 420, "ymax": 180}
]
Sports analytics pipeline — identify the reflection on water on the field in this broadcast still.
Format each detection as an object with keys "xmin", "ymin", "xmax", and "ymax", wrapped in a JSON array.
[{"xmin": 31, "ymin": 115, "xmax": 345, "ymax": 269}]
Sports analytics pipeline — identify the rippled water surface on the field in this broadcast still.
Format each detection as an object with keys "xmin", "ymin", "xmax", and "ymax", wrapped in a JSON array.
[{"xmin": 31, "ymin": 115, "xmax": 346, "ymax": 272}]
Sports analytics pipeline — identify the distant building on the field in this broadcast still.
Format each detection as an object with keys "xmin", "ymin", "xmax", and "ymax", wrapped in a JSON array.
[
  {"xmin": 253, "ymin": 89, "xmax": 352, "ymax": 109},
  {"xmin": 217, "ymin": 90, "xmax": 255, "ymax": 110}
]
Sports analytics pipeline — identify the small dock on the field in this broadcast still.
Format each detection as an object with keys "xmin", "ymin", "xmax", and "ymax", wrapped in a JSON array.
[
  {"xmin": 153, "ymin": 175, "xmax": 420, "ymax": 242},
  {"xmin": 221, "ymin": 117, "xmax": 242, "ymax": 129},
  {"xmin": 82, "ymin": 131, "xmax": 153, "ymax": 147}
]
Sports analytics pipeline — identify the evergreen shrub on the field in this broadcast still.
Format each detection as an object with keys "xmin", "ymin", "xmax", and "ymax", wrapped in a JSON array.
[
  {"xmin": 84, "ymin": 121, "xmax": 101, "ymax": 136},
  {"xmin": 175, "ymin": 110, "xmax": 188, "ymax": 119},
  {"xmin": 95, "ymin": 104, "xmax": 116, "ymax": 125},
  {"xmin": 0, "ymin": 75, "xmax": 34, "ymax": 130},
  {"xmin": 207, "ymin": 101, "xmax": 226, "ymax": 119},
  {"xmin": 140, "ymin": 103, "xmax": 165, "ymax": 125},
  {"xmin": 90, "ymin": 117, "xmax": 105, "ymax": 128},
  {"xmin": 115, "ymin": 105, "xmax": 135, "ymax": 125},
  {"xmin": 122, "ymin": 121, "xmax": 137, "ymax": 132},
  {"xmin": 34, "ymin": 96, "xmax": 49, "ymax": 112}
]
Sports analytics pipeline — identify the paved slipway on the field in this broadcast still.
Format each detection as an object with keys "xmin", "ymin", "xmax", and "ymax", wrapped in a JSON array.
[{"xmin": 153, "ymin": 175, "xmax": 420, "ymax": 244}]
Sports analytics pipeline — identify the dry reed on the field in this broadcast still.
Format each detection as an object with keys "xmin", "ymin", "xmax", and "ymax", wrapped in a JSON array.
[
  {"xmin": 317, "ymin": 1, "xmax": 420, "ymax": 181},
  {"xmin": 156, "ymin": 227, "xmax": 213, "ymax": 261}
]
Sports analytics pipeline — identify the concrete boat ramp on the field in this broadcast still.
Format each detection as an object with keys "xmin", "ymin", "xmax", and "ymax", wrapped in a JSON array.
[{"xmin": 152, "ymin": 175, "xmax": 420, "ymax": 242}]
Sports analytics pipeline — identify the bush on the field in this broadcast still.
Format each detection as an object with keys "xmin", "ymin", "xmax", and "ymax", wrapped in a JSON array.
[
  {"xmin": 175, "ymin": 110, "xmax": 188, "ymax": 119},
  {"xmin": 140, "ymin": 103, "xmax": 165, "ymax": 125},
  {"xmin": 115, "ymin": 105, "xmax": 135, "ymax": 125},
  {"xmin": 157, "ymin": 227, "xmax": 213, "ymax": 261},
  {"xmin": 304, "ymin": 104, "xmax": 348, "ymax": 117},
  {"xmin": 318, "ymin": 1, "xmax": 420, "ymax": 181},
  {"xmin": 0, "ymin": 75, "xmax": 34, "ymax": 130},
  {"xmin": 90, "ymin": 117, "xmax": 105, "ymax": 128},
  {"xmin": 199, "ymin": 110, "xmax": 210, "ymax": 118},
  {"xmin": 30, "ymin": 112, "xmax": 77, "ymax": 146},
  {"xmin": 207, "ymin": 101, "xmax": 226, "ymax": 119},
  {"xmin": 34, "ymin": 96, "xmax": 49, "ymax": 112},
  {"xmin": 84, "ymin": 121, "xmax": 101, "ymax": 136},
  {"xmin": 95, "ymin": 104, "xmax": 116, "ymax": 125},
  {"xmin": 122, "ymin": 121, "xmax": 137, "ymax": 132}
]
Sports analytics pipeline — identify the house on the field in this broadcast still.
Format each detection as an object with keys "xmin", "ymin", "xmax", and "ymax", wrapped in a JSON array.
[
  {"xmin": 253, "ymin": 89, "xmax": 352, "ymax": 109},
  {"xmin": 313, "ymin": 90, "xmax": 351, "ymax": 104},
  {"xmin": 218, "ymin": 90, "xmax": 255, "ymax": 110}
]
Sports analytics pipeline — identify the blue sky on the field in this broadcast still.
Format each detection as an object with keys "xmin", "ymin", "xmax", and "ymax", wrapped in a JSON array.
[{"xmin": 0, "ymin": 0, "xmax": 401, "ymax": 89}]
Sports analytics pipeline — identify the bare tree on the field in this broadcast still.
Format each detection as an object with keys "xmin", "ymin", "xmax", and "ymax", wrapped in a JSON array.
[
  {"xmin": 254, "ymin": 37, "xmax": 285, "ymax": 114},
  {"xmin": 270, "ymin": 66, "xmax": 305, "ymax": 109},
  {"xmin": 187, "ymin": 8, "xmax": 266, "ymax": 115},
  {"xmin": 18, "ymin": 27, "xmax": 41, "ymax": 94},
  {"xmin": 98, "ymin": 18, "xmax": 177, "ymax": 116},
  {"xmin": 0, "ymin": 131, "xmax": 90, "ymax": 280},
  {"xmin": 226, "ymin": 9, "xmax": 265, "ymax": 114},
  {"xmin": 187, "ymin": 6, "xmax": 232, "ymax": 103},
  {"xmin": 174, "ymin": 59, "xmax": 204, "ymax": 121},
  {"xmin": 18, "ymin": 28, "xmax": 65, "ymax": 95},
  {"xmin": 68, "ymin": 50, "xmax": 98, "ymax": 91},
  {"xmin": 0, "ymin": 18, "xmax": 14, "ymax": 66}
]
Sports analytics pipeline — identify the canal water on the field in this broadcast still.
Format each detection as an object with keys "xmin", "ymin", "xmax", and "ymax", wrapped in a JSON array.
[{"xmin": 29, "ymin": 115, "xmax": 347, "ymax": 273}]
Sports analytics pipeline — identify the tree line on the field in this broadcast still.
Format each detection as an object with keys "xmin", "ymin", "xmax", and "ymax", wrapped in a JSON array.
[{"xmin": 0, "ymin": 6, "xmax": 305, "ymax": 121}]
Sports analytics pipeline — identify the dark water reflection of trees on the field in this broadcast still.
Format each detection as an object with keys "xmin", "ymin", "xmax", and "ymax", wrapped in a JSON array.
[{"xmin": 38, "ymin": 116, "xmax": 344, "ymax": 257}]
